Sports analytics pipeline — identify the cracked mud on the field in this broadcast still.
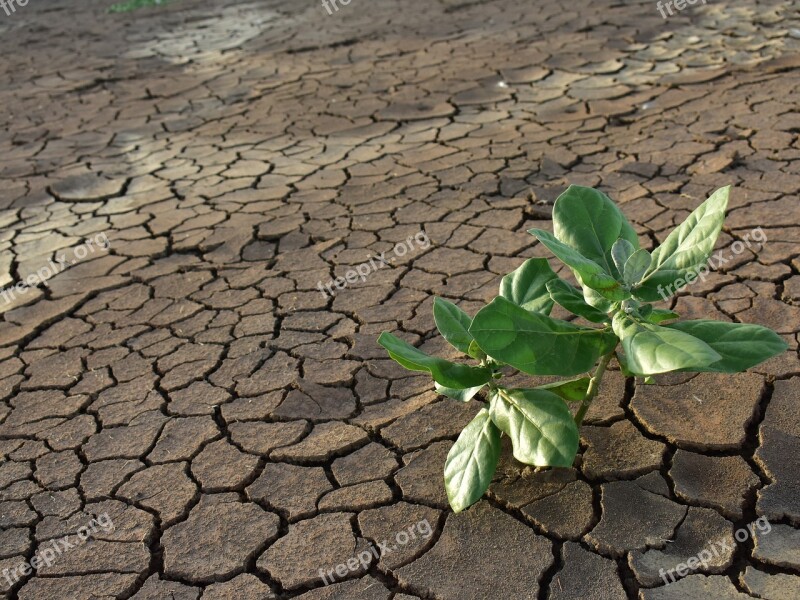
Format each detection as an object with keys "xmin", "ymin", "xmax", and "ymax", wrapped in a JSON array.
[{"xmin": 0, "ymin": 0, "xmax": 799, "ymax": 598}]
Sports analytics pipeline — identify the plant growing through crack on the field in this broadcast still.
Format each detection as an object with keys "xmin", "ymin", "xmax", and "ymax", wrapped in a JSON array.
[{"xmin": 378, "ymin": 185, "xmax": 787, "ymax": 513}]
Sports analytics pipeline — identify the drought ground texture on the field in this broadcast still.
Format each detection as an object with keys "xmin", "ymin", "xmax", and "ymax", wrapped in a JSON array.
[{"xmin": 0, "ymin": 0, "xmax": 799, "ymax": 598}]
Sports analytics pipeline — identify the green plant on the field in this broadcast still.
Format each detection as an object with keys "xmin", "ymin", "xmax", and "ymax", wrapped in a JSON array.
[
  {"xmin": 108, "ymin": 0, "xmax": 168, "ymax": 14},
  {"xmin": 378, "ymin": 185, "xmax": 787, "ymax": 513}
]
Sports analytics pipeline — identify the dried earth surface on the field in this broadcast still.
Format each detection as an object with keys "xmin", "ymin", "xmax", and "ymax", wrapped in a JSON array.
[{"xmin": 0, "ymin": 0, "xmax": 799, "ymax": 598}]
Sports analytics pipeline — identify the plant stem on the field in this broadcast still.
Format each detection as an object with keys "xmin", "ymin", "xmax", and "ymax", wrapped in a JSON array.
[{"xmin": 574, "ymin": 349, "xmax": 616, "ymax": 428}]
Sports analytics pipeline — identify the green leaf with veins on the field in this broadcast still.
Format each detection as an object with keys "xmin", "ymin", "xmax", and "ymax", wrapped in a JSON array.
[
  {"xmin": 489, "ymin": 388, "xmax": 579, "ymax": 467},
  {"xmin": 634, "ymin": 186, "xmax": 729, "ymax": 301},
  {"xmin": 615, "ymin": 351, "xmax": 634, "ymax": 377},
  {"xmin": 546, "ymin": 279, "xmax": 609, "ymax": 323},
  {"xmin": 435, "ymin": 382, "xmax": 485, "ymax": 402},
  {"xmin": 529, "ymin": 229, "xmax": 628, "ymax": 301},
  {"xmin": 552, "ymin": 186, "xmax": 640, "ymax": 279},
  {"xmin": 467, "ymin": 339, "xmax": 486, "ymax": 361},
  {"xmin": 623, "ymin": 248, "xmax": 652, "ymax": 286},
  {"xmin": 536, "ymin": 377, "xmax": 592, "ymax": 402},
  {"xmin": 470, "ymin": 297, "xmax": 618, "ymax": 376},
  {"xmin": 582, "ymin": 286, "xmax": 617, "ymax": 313},
  {"xmin": 433, "ymin": 297, "xmax": 474, "ymax": 354},
  {"xmin": 499, "ymin": 257, "xmax": 558, "ymax": 314},
  {"xmin": 378, "ymin": 332, "xmax": 492, "ymax": 389},
  {"xmin": 444, "ymin": 408, "xmax": 501, "ymax": 513},
  {"xmin": 612, "ymin": 238, "xmax": 636, "ymax": 275},
  {"xmin": 666, "ymin": 320, "xmax": 788, "ymax": 373},
  {"xmin": 612, "ymin": 313, "xmax": 721, "ymax": 375},
  {"xmin": 644, "ymin": 308, "xmax": 680, "ymax": 324}
]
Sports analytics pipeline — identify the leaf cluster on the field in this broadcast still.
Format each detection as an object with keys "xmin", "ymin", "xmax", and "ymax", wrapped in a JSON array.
[{"xmin": 379, "ymin": 186, "xmax": 786, "ymax": 512}]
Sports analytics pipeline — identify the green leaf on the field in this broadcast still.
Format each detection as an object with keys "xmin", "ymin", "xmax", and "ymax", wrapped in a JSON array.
[
  {"xmin": 444, "ymin": 408, "xmax": 502, "ymax": 513},
  {"xmin": 467, "ymin": 339, "xmax": 486, "ymax": 361},
  {"xmin": 582, "ymin": 286, "xmax": 617, "ymax": 313},
  {"xmin": 624, "ymin": 249, "xmax": 652, "ymax": 286},
  {"xmin": 433, "ymin": 297, "xmax": 474, "ymax": 354},
  {"xmin": 552, "ymin": 186, "xmax": 640, "ymax": 279},
  {"xmin": 615, "ymin": 351, "xmax": 634, "ymax": 377},
  {"xmin": 469, "ymin": 297, "xmax": 618, "ymax": 376},
  {"xmin": 378, "ymin": 332, "xmax": 492, "ymax": 388},
  {"xmin": 536, "ymin": 377, "xmax": 591, "ymax": 402},
  {"xmin": 666, "ymin": 320, "xmax": 788, "ymax": 373},
  {"xmin": 435, "ymin": 382, "xmax": 485, "ymax": 402},
  {"xmin": 634, "ymin": 186, "xmax": 730, "ymax": 301},
  {"xmin": 529, "ymin": 229, "xmax": 628, "ymax": 301},
  {"xmin": 644, "ymin": 308, "xmax": 680, "ymax": 324},
  {"xmin": 612, "ymin": 313, "xmax": 721, "ymax": 376},
  {"xmin": 489, "ymin": 388, "xmax": 579, "ymax": 467},
  {"xmin": 499, "ymin": 258, "xmax": 558, "ymax": 314},
  {"xmin": 546, "ymin": 279, "xmax": 609, "ymax": 323},
  {"xmin": 611, "ymin": 238, "xmax": 636, "ymax": 275}
]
